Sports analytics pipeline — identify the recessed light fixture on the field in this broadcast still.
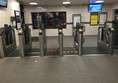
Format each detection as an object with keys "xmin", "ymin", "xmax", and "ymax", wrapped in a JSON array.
[
  {"xmin": 29, "ymin": 2, "xmax": 38, "ymax": 5},
  {"xmin": 62, "ymin": 1, "xmax": 71, "ymax": 5},
  {"xmin": 95, "ymin": 0, "xmax": 104, "ymax": 3}
]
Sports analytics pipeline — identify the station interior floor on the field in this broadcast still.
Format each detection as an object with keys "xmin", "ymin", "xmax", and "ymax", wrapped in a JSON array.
[{"xmin": 0, "ymin": 35, "xmax": 118, "ymax": 83}]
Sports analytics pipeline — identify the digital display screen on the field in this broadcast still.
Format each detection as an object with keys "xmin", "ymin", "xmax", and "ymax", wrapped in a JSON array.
[
  {"xmin": 88, "ymin": 3, "xmax": 103, "ymax": 12},
  {"xmin": 0, "ymin": 0, "xmax": 7, "ymax": 7},
  {"xmin": 31, "ymin": 12, "xmax": 66, "ymax": 29}
]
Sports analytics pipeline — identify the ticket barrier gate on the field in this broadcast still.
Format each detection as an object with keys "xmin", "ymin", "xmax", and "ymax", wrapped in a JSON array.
[
  {"xmin": 39, "ymin": 29, "xmax": 47, "ymax": 56},
  {"xmin": 41, "ymin": 28, "xmax": 63, "ymax": 56},
  {"xmin": 18, "ymin": 26, "xmax": 32, "ymax": 57},
  {"xmin": 19, "ymin": 28, "xmax": 47, "ymax": 57},
  {"xmin": 62, "ymin": 23, "xmax": 84, "ymax": 56},
  {"xmin": 0, "ymin": 25, "xmax": 16, "ymax": 58},
  {"xmin": 98, "ymin": 23, "xmax": 115, "ymax": 55},
  {"xmin": 74, "ymin": 23, "xmax": 85, "ymax": 56},
  {"xmin": 19, "ymin": 27, "xmax": 62, "ymax": 57}
]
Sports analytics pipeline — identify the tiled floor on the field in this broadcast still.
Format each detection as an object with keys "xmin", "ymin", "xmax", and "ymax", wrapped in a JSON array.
[
  {"xmin": 83, "ymin": 35, "xmax": 97, "ymax": 47},
  {"xmin": 0, "ymin": 55, "xmax": 118, "ymax": 83},
  {"xmin": 1, "ymin": 35, "xmax": 118, "ymax": 83}
]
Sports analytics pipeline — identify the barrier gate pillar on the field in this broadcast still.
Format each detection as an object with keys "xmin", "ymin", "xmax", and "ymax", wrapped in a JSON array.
[
  {"xmin": 58, "ymin": 28, "xmax": 63, "ymax": 56},
  {"xmin": 78, "ymin": 29, "xmax": 84, "ymax": 56},
  {"xmin": 0, "ymin": 32, "xmax": 5, "ymax": 58},
  {"xmin": 109, "ymin": 28, "xmax": 115, "ymax": 55},
  {"xmin": 18, "ymin": 29, "xmax": 25, "ymax": 57},
  {"xmin": 39, "ymin": 29, "xmax": 45, "ymax": 56}
]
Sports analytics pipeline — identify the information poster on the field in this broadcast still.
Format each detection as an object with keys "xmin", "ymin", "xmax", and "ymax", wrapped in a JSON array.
[
  {"xmin": 99, "ymin": 13, "xmax": 107, "ymax": 25},
  {"xmin": 90, "ymin": 13, "xmax": 98, "ymax": 26},
  {"xmin": 14, "ymin": 10, "xmax": 22, "ymax": 30},
  {"xmin": 73, "ymin": 14, "xmax": 81, "ymax": 28}
]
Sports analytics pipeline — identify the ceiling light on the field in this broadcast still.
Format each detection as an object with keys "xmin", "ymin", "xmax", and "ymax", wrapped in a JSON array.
[
  {"xmin": 95, "ymin": 0, "xmax": 104, "ymax": 3},
  {"xmin": 29, "ymin": 2, "xmax": 38, "ymax": 5},
  {"xmin": 63, "ymin": 1, "xmax": 71, "ymax": 5}
]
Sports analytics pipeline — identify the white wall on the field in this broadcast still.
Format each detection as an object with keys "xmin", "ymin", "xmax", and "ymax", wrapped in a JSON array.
[
  {"xmin": 0, "ymin": 0, "xmax": 20, "ymax": 46},
  {"xmin": 112, "ymin": 2, "xmax": 118, "ymax": 9},
  {"xmin": 24, "ymin": 4, "xmax": 113, "ymax": 37},
  {"xmin": 111, "ymin": 2, "xmax": 118, "ymax": 20},
  {"xmin": 0, "ymin": 1, "xmax": 117, "ymax": 46},
  {"xmin": 0, "ymin": 2, "xmax": 116, "ymax": 46},
  {"xmin": 0, "ymin": 0, "xmax": 20, "ymax": 27}
]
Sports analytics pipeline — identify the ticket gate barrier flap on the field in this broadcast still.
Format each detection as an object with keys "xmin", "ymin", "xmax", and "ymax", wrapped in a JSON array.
[{"xmin": 0, "ymin": 27, "xmax": 17, "ymax": 58}]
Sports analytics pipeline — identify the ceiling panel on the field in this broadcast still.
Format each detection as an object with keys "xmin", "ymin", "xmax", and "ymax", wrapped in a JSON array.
[{"xmin": 17, "ymin": 0, "xmax": 118, "ymax": 6}]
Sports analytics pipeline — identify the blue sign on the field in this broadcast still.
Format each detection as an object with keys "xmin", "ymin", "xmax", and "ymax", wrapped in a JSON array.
[
  {"xmin": 89, "ymin": 3, "xmax": 103, "ymax": 12},
  {"xmin": 0, "ymin": 0, "xmax": 7, "ymax": 7}
]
